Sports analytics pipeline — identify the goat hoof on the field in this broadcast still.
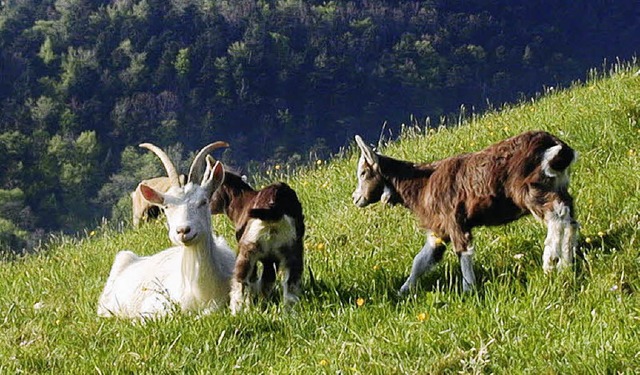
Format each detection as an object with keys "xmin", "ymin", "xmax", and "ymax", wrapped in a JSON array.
[
  {"xmin": 398, "ymin": 284, "xmax": 411, "ymax": 297},
  {"xmin": 283, "ymin": 293, "xmax": 300, "ymax": 305}
]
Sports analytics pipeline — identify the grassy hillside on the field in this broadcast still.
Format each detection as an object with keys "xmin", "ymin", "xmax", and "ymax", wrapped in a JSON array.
[{"xmin": 1, "ymin": 65, "xmax": 639, "ymax": 373}]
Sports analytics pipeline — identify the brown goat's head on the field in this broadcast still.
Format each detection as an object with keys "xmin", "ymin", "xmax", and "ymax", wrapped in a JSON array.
[{"xmin": 352, "ymin": 135, "xmax": 395, "ymax": 207}]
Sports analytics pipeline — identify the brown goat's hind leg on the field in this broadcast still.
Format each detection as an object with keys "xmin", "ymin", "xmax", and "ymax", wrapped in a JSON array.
[{"xmin": 451, "ymin": 230, "xmax": 476, "ymax": 292}]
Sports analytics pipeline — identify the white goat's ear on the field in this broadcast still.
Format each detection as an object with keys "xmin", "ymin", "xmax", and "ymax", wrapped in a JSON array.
[
  {"xmin": 139, "ymin": 184, "xmax": 164, "ymax": 205},
  {"xmin": 202, "ymin": 156, "xmax": 225, "ymax": 194},
  {"xmin": 355, "ymin": 135, "xmax": 378, "ymax": 167}
]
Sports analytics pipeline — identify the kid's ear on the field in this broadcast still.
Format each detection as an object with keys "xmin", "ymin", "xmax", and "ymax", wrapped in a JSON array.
[
  {"xmin": 139, "ymin": 184, "xmax": 165, "ymax": 205},
  {"xmin": 355, "ymin": 135, "xmax": 379, "ymax": 167}
]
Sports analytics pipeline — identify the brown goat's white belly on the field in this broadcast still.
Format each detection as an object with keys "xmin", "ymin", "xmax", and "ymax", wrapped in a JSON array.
[{"xmin": 243, "ymin": 215, "xmax": 297, "ymax": 252}]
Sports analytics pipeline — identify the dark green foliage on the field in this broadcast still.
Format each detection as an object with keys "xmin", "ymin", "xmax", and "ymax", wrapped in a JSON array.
[{"xmin": 0, "ymin": 0, "xmax": 638, "ymax": 251}]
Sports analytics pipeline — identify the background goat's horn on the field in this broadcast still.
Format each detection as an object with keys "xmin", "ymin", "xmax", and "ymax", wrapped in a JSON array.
[
  {"xmin": 188, "ymin": 141, "xmax": 229, "ymax": 183},
  {"xmin": 139, "ymin": 143, "xmax": 182, "ymax": 187}
]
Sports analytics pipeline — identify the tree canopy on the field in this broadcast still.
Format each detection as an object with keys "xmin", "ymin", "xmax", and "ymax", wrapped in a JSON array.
[{"xmin": 1, "ymin": 0, "xmax": 638, "ymax": 252}]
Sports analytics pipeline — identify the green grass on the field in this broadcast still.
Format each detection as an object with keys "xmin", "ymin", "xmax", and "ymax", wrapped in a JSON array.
[{"xmin": 2, "ymin": 65, "xmax": 640, "ymax": 373}]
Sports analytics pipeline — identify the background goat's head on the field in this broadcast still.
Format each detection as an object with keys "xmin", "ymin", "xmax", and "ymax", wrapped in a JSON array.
[
  {"xmin": 139, "ymin": 142, "xmax": 227, "ymax": 246},
  {"xmin": 352, "ymin": 135, "xmax": 401, "ymax": 207}
]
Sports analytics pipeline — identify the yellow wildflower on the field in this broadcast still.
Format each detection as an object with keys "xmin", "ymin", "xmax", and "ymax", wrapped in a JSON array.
[
  {"xmin": 585, "ymin": 237, "xmax": 592, "ymax": 244},
  {"xmin": 417, "ymin": 312, "xmax": 429, "ymax": 322},
  {"xmin": 373, "ymin": 265, "xmax": 380, "ymax": 271},
  {"xmin": 434, "ymin": 237, "xmax": 444, "ymax": 245},
  {"xmin": 316, "ymin": 159, "xmax": 323, "ymax": 166},
  {"xmin": 316, "ymin": 243, "xmax": 325, "ymax": 251},
  {"xmin": 319, "ymin": 359, "xmax": 329, "ymax": 366},
  {"xmin": 275, "ymin": 164, "xmax": 281, "ymax": 170},
  {"xmin": 598, "ymin": 231, "xmax": 605, "ymax": 237},
  {"xmin": 356, "ymin": 298, "xmax": 365, "ymax": 307},
  {"xmin": 89, "ymin": 230, "xmax": 96, "ymax": 237}
]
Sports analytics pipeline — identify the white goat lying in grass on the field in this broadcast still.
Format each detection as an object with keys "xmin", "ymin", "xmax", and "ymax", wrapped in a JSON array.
[{"xmin": 97, "ymin": 142, "xmax": 236, "ymax": 319}]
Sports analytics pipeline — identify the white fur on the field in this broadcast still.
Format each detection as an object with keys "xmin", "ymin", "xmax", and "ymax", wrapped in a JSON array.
[
  {"xmin": 400, "ymin": 232, "xmax": 440, "ymax": 294},
  {"xmin": 229, "ymin": 215, "xmax": 297, "ymax": 313},
  {"xmin": 98, "ymin": 159, "xmax": 236, "ymax": 319},
  {"xmin": 541, "ymin": 145, "xmax": 576, "ymax": 189},
  {"xmin": 541, "ymin": 145, "xmax": 563, "ymax": 177},
  {"xmin": 542, "ymin": 201, "xmax": 576, "ymax": 273},
  {"xmin": 243, "ymin": 216, "xmax": 297, "ymax": 250},
  {"xmin": 459, "ymin": 247, "xmax": 476, "ymax": 292}
]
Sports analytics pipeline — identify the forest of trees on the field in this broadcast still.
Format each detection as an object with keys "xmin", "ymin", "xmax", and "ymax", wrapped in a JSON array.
[{"xmin": 1, "ymin": 0, "xmax": 638, "ymax": 252}]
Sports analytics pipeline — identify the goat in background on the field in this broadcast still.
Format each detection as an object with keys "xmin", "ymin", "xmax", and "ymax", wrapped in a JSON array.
[
  {"xmin": 131, "ymin": 175, "xmax": 185, "ymax": 227},
  {"xmin": 98, "ymin": 142, "xmax": 235, "ymax": 318},
  {"xmin": 352, "ymin": 131, "xmax": 579, "ymax": 293}
]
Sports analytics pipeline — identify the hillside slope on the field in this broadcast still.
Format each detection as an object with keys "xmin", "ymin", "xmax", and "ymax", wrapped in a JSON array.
[{"xmin": 1, "ymin": 66, "xmax": 639, "ymax": 373}]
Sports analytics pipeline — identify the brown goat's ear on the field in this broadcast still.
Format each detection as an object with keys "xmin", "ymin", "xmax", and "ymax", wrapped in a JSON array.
[
  {"xmin": 139, "ymin": 184, "xmax": 164, "ymax": 205},
  {"xmin": 355, "ymin": 135, "xmax": 378, "ymax": 167}
]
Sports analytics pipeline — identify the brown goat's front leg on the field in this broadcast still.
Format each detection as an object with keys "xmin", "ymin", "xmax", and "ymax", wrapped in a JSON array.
[
  {"xmin": 230, "ymin": 242, "xmax": 259, "ymax": 314},
  {"xmin": 451, "ymin": 229, "xmax": 476, "ymax": 292},
  {"xmin": 399, "ymin": 231, "xmax": 446, "ymax": 295}
]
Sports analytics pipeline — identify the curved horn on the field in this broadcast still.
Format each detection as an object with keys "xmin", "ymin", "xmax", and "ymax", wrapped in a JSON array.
[
  {"xmin": 139, "ymin": 143, "xmax": 181, "ymax": 187},
  {"xmin": 187, "ymin": 141, "xmax": 229, "ymax": 183}
]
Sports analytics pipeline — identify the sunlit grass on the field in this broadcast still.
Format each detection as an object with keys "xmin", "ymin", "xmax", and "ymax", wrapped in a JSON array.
[{"xmin": 1, "ymin": 65, "xmax": 639, "ymax": 373}]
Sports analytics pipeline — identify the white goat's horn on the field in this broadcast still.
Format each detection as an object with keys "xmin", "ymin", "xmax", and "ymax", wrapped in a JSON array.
[
  {"xmin": 187, "ymin": 141, "xmax": 229, "ymax": 183},
  {"xmin": 139, "ymin": 143, "xmax": 182, "ymax": 187}
]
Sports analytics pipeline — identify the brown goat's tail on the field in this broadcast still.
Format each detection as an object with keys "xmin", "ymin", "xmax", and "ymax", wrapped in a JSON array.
[
  {"xmin": 248, "ymin": 208, "xmax": 285, "ymax": 221},
  {"xmin": 542, "ymin": 143, "xmax": 577, "ymax": 177}
]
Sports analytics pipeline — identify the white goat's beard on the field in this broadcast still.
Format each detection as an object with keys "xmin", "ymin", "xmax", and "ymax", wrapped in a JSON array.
[{"xmin": 171, "ymin": 232, "xmax": 198, "ymax": 246}]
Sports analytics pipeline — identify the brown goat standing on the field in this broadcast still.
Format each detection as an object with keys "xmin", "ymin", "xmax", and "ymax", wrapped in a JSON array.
[
  {"xmin": 352, "ymin": 131, "xmax": 579, "ymax": 293},
  {"xmin": 210, "ymin": 171, "xmax": 305, "ymax": 313}
]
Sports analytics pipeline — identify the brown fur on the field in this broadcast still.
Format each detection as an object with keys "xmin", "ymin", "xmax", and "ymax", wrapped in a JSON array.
[
  {"xmin": 354, "ymin": 130, "xmax": 578, "ymax": 290},
  {"xmin": 393, "ymin": 132, "xmax": 574, "ymax": 241},
  {"xmin": 210, "ymin": 171, "xmax": 305, "ymax": 310}
]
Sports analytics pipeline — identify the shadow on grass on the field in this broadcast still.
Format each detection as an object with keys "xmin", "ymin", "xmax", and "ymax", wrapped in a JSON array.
[{"xmin": 302, "ymin": 223, "xmax": 636, "ymax": 307}]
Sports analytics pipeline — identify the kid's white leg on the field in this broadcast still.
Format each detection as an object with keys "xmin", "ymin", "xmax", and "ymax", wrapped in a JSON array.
[
  {"xmin": 459, "ymin": 247, "xmax": 476, "ymax": 292},
  {"xmin": 400, "ymin": 233, "xmax": 444, "ymax": 295}
]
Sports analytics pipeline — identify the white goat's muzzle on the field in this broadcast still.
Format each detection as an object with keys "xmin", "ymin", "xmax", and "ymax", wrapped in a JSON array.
[{"xmin": 171, "ymin": 229, "xmax": 197, "ymax": 246}]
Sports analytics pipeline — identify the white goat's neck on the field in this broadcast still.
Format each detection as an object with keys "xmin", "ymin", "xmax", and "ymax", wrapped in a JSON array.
[{"xmin": 180, "ymin": 233, "xmax": 219, "ymax": 302}]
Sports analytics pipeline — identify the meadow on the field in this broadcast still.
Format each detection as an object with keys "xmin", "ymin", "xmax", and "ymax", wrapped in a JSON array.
[{"xmin": 1, "ymin": 64, "xmax": 639, "ymax": 373}]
